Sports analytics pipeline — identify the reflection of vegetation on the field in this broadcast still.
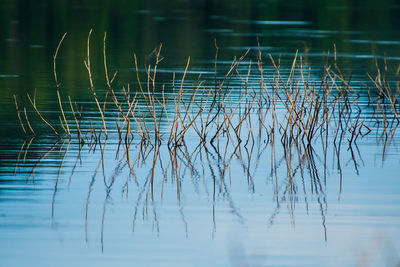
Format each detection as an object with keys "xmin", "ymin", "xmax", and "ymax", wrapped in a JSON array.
[
  {"xmin": 12, "ymin": 37, "xmax": 400, "ymax": 245},
  {"xmin": 1, "ymin": 0, "xmax": 398, "ymax": 96}
]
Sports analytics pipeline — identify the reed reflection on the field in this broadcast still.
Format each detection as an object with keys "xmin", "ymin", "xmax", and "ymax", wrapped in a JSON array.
[{"xmin": 12, "ymin": 35, "xmax": 400, "ymax": 250}]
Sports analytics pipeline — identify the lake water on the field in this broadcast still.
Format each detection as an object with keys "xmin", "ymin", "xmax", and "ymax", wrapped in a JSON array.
[{"xmin": 1, "ymin": 1, "xmax": 400, "ymax": 266}]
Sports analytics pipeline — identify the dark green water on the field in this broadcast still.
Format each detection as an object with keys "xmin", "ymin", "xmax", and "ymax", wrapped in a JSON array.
[{"xmin": 1, "ymin": 1, "xmax": 400, "ymax": 266}]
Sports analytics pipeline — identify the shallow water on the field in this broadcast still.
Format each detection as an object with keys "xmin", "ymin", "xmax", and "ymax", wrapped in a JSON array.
[{"xmin": 1, "ymin": 1, "xmax": 400, "ymax": 266}]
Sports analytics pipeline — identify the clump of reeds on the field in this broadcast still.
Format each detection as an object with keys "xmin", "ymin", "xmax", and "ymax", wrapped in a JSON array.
[{"xmin": 14, "ymin": 32, "xmax": 400, "ymax": 202}]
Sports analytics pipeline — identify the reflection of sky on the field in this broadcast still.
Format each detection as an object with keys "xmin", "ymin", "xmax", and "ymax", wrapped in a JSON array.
[{"xmin": 0, "ymin": 127, "xmax": 399, "ymax": 266}]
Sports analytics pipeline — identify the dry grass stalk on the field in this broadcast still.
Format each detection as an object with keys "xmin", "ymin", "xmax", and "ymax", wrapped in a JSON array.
[
  {"xmin": 84, "ymin": 29, "xmax": 108, "ymax": 138},
  {"xmin": 24, "ymin": 107, "xmax": 35, "ymax": 135},
  {"xmin": 13, "ymin": 95, "xmax": 27, "ymax": 135},
  {"xmin": 54, "ymin": 32, "xmax": 70, "ymax": 136},
  {"xmin": 27, "ymin": 93, "xmax": 59, "ymax": 136}
]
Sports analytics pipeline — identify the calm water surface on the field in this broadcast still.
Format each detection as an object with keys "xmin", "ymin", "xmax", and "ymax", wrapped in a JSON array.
[{"xmin": 0, "ymin": 1, "xmax": 400, "ymax": 266}]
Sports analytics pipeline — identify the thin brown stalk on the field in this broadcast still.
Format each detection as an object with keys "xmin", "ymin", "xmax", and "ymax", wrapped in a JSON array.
[
  {"xmin": 84, "ymin": 29, "xmax": 108, "ymax": 138},
  {"xmin": 53, "ymin": 32, "xmax": 67, "ymax": 88},
  {"xmin": 13, "ymin": 95, "xmax": 26, "ymax": 135},
  {"xmin": 57, "ymin": 90, "xmax": 70, "ymax": 135},
  {"xmin": 27, "ymin": 93, "xmax": 59, "ymax": 136},
  {"xmin": 68, "ymin": 96, "xmax": 83, "ymax": 142},
  {"xmin": 53, "ymin": 33, "xmax": 70, "ymax": 135}
]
